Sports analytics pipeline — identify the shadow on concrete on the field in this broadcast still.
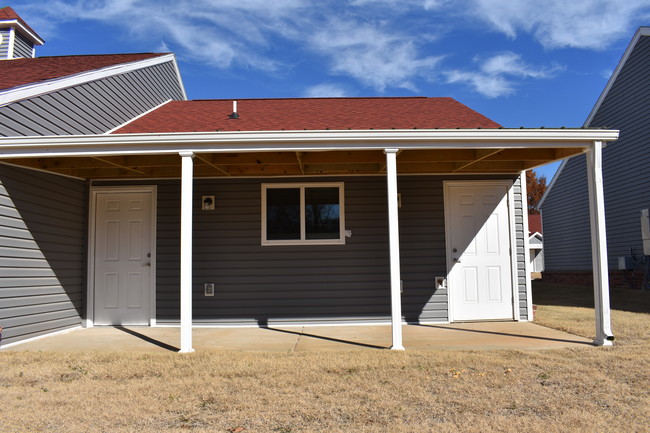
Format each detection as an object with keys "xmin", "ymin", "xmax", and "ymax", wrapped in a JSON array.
[
  {"xmin": 115, "ymin": 326, "xmax": 179, "ymax": 352},
  {"xmin": 262, "ymin": 326, "xmax": 388, "ymax": 350},
  {"xmin": 414, "ymin": 323, "xmax": 594, "ymax": 346}
]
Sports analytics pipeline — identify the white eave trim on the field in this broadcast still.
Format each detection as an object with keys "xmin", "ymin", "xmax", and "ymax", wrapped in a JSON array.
[
  {"xmin": 0, "ymin": 19, "xmax": 44, "ymax": 45},
  {"xmin": 0, "ymin": 129, "xmax": 620, "ymax": 158},
  {"xmin": 584, "ymin": 26, "xmax": 650, "ymax": 127},
  {"xmin": 0, "ymin": 53, "xmax": 178, "ymax": 107}
]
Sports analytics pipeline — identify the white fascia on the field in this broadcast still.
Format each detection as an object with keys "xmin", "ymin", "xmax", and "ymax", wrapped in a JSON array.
[
  {"xmin": 0, "ymin": 20, "xmax": 44, "ymax": 45},
  {"xmin": 0, "ymin": 54, "xmax": 178, "ymax": 107},
  {"xmin": 0, "ymin": 129, "xmax": 620, "ymax": 159}
]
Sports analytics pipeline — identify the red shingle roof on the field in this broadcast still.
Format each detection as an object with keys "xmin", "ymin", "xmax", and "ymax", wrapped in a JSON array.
[
  {"xmin": 0, "ymin": 7, "xmax": 43, "ymax": 43},
  {"xmin": 114, "ymin": 97, "xmax": 501, "ymax": 133},
  {"xmin": 0, "ymin": 53, "xmax": 169, "ymax": 91}
]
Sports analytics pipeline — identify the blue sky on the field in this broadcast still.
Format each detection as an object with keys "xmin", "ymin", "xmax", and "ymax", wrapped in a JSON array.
[{"xmin": 12, "ymin": 0, "xmax": 650, "ymax": 181}]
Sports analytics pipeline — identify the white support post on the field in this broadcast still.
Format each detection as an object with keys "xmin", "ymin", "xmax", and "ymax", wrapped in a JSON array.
[
  {"xmin": 586, "ymin": 141, "xmax": 614, "ymax": 346},
  {"xmin": 179, "ymin": 151, "xmax": 195, "ymax": 353},
  {"xmin": 385, "ymin": 149, "xmax": 404, "ymax": 350}
]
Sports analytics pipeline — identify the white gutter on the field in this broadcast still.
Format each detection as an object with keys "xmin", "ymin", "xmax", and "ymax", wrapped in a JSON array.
[
  {"xmin": 0, "ymin": 129, "xmax": 620, "ymax": 158},
  {"xmin": 0, "ymin": 54, "xmax": 178, "ymax": 107}
]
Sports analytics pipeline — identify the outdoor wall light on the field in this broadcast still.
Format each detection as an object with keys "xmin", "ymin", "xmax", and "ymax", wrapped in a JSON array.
[{"xmin": 202, "ymin": 195, "xmax": 215, "ymax": 211}]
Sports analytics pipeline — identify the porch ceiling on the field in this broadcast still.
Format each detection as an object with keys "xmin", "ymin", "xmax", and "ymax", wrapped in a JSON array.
[{"xmin": 4, "ymin": 147, "xmax": 583, "ymax": 179}]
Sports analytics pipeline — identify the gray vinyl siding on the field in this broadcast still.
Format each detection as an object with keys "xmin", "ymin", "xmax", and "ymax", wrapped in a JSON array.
[
  {"xmin": 13, "ymin": 31, "xmax": 33, "ymax": 58},
  {"xmin": 0, "ymin": 163, "xmax": 86, "ymax": 346},
  {"xmin": 542, "ymin": 35, "xmax": 650, "ymax": 272},
  {"xmin": 0, "ymin": 29, "xmax": 9, "ymax": 59},
  {"xmin": 513, "ymin": 177, "xmax": 529, "ymax": 320},
  {"xmin": 0, "ymin": 61, "xmax": 184, "ymax": 136},
  {"xmin": 98, "ymin": 174, "xmax": 525, "ymax": 325}
]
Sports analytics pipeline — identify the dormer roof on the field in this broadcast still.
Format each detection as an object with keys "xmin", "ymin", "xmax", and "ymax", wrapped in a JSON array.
[{"xmin": 0, "ymin": 6, "xmax": 44, "ymax": 45}]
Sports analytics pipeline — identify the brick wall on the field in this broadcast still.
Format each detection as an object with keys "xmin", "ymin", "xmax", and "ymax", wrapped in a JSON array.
[{"xmin": 541, "ymin": 270, "xmax": 646, "ymax": 290}]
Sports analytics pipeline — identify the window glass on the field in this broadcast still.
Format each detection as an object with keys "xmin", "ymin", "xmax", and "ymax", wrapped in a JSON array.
[
  {"xmin": 305, "ymin": 187, "xmax": 340, "ymax": 239},
  {"xmin": 266, "ymin": 188, "xmax": 300, "ymax": 240}
]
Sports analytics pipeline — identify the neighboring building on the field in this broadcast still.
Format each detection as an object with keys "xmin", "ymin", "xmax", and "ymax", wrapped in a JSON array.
[
  {"xmin": 528, "ymin": 214, "xmax": 544, "ymax": 274},
  {"xmin": 0, "ymin": 8, "xmax": 618, "ymax": 350},
  {"xmin": 539, "ymin": 27, "xmax": 650, "ymax": 290}
]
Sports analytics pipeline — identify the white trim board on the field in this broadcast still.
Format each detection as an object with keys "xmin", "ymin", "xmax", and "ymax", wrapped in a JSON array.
[
  {"xmin": 0, "ymin": 129, "xmax": 620, "ymax": 158},
  {"xmin": 0, "ymin": 54, "xmax": 178, "ymax": 107}
]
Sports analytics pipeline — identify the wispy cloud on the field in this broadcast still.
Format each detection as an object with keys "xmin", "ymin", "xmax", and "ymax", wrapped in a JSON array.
[
  {"xmin": 303, "ymin": 83, "xmax": 350, "ymax": 98},
  {"xmin": 445, "ymin": 52, "xmax": 563, "ymax": 98},
  {"xmin": 308, "ymin": 19, "xmax": 443, "ymax": 91},
  {"xmin": 466, "ymin": 0, "xmax": 650, "ymax": 50},
  {"xmin": 15, "ymin": 0, "xmax": 649, "ymax": 99}
]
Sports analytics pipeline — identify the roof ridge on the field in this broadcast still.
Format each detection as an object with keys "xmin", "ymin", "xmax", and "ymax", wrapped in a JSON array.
[
  {"xmin": 189, "ymin": 96, "xmax": 445, "ymax": 102},
  {"xmin": 35, "ymin": 52, "xmax": 171, "ymax": 60}
]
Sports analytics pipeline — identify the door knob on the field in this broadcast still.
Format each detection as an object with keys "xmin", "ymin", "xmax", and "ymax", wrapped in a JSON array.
[{"xmin": 453, "ymin": 257, "xmax": 461, "ymax": 263}]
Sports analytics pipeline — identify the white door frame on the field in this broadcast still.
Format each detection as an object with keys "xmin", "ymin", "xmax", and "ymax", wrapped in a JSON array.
[
  {"xmin": 85, "ymin": 185, "xmax": 157, "ymax": 328},
  {"xmin": 443, "ymin": 180, "xmax": 520, "ymax": 322}
]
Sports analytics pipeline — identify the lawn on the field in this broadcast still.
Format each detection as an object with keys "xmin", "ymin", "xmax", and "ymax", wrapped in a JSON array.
[{"xmin": 1, "ymin": 282, "xmax": 648, "ymax": 433}]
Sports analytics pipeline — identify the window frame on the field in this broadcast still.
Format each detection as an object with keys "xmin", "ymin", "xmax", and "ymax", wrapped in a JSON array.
[{"xmin": 261, "ymin": 182, "xmax": 345, "ymax": 246}]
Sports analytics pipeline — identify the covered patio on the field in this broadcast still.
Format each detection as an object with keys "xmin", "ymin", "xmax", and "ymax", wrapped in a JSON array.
[
  {"xmin": 0, "ymin": 125, "xmax": 618, "ymax": 352},
  {"xmin": 4, "ymin": 322, "xmax": 593, "ymax": 353}
]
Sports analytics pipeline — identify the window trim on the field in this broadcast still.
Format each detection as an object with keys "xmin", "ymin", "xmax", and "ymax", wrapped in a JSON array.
[{"xmin": 261, "ymin": 182, "xmax": 345, "ymax": 246}]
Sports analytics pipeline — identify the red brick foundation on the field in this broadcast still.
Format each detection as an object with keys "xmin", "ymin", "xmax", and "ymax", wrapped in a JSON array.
[{"xmin": 541, "ymin": 270, "xmax": 646, "ymax": 290}]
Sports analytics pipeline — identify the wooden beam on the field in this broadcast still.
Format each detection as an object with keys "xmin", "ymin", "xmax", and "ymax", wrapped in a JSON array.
[
  {"xmin": 195, "ymin": 154, "xmax": 231, "ymax": 176},
  {"xmin": 453, "ymin": 149, "xmax": 503, "ymax": 172},
  {"xmin": 92, "ymin": 157, "xmax": 150, "ymax": 176},
  {"xmin": 295, "ymin": 152, "xmax": 305, "ymax": 175}
]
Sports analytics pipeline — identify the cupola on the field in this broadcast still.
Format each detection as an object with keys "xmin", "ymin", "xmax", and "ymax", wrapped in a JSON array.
[{"xmin": 0, "ymin": 6, "xmax": 44, "ymax": 59}]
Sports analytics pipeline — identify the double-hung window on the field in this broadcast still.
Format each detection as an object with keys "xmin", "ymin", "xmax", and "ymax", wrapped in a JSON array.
[{"xmin": 262, "ymin": 183, "xmax": 345, "ymax": 245}]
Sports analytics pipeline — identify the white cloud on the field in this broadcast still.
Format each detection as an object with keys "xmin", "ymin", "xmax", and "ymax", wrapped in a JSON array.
[
  {"xmin": 466, "ymin": 0, "xmax": 650, "ymax": 50},
  {"xmin": 303, "ymin": 84, "xmax": 350, "ymax": 98},
  {"xmin": 445, "ymin": 70, "xmax": 515, "ymax": 98},
  {"xmin": 480, "ymin": 52, "xmax": 563, "ymax": 78},
  {"xmin": 445, "ymin": 52, "xmax": 562, "ymax": 98},
  {"xmin": 309, "ymin": 19, "xmax": 443, "ymax": 91}
]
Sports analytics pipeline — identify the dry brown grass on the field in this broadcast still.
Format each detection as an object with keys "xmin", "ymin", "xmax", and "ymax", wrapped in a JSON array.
[{"xmin": 1, "ymin": 283, "xmax": 649, "ymax": 433}]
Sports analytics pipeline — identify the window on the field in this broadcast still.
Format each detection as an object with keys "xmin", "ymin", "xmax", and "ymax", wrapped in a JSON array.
[{"xmin": 262, "ymin": 183, "xmax": 345, "ymax": 245}]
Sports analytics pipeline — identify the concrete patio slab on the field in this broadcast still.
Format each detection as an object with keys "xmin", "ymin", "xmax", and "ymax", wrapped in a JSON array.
[{"xmin": 3, "ymin": 322, "xmax": 593, "ymax": 353}]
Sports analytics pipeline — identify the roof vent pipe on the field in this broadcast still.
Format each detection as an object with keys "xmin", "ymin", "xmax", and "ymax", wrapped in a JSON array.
[{"xmin": 229, "ymin": 100, "xmax": 239, "ymax": 119}]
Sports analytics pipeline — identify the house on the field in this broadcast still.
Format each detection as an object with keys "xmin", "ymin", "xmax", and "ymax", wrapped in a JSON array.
[
  {"xmin": 528, "ymin": 214, "xmax": 544, "ymax": 275},
  {"xmin": 0, "ymin": 8, "xmax": 618, "ymax": 351},
  {"xmin": 539, "ymin": 27, "xmax": 650, "ymax": 291}
]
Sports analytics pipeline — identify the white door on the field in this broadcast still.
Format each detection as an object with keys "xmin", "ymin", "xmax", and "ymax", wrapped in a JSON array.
[
  {"xmin": 93, "ymin": 190, "xmax": 154, "ymax": 325},
  {"xmin": 445, "ymin": 182, "xmax": 514, "ymax": 321}
]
